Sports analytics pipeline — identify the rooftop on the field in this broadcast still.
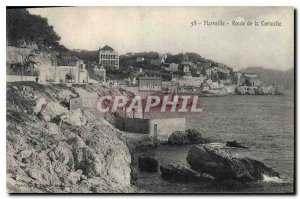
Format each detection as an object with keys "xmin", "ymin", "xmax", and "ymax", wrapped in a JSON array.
[{"xmin": 99, "ymin": 45, "xmax": 115, "ymax": 51}]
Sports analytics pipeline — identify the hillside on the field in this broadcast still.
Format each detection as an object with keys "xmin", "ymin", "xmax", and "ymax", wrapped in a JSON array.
[
  {"xmin": 242, "ymin": 67, "xmax": 294, "ymax": 89},
  {"xmin": 6, "ymin": 82, "xmax": 137, "ymax": 193}
]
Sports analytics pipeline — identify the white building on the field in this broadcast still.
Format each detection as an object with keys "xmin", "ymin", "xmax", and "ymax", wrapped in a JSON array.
[
  {"xmin": 94, "ymin": 66, "xmax": 106, "ymax": 81},
  {"xmin": 99, "ymin": 45, "xmax": 119, "ymax": 69},
  {"xmin": 169, "ymin": 63, "xmax": 179, "ymax": 72},
  {"xmin": 183, "ymin": 65, "xmax": 190, "ymax": 73},
  {"xmin": 55, "ymin": 55, "xmax": 89, "ymax": 84},
  {"xmin": 139, "ymin": 77, "xmax": 162, "ymax": 91}
]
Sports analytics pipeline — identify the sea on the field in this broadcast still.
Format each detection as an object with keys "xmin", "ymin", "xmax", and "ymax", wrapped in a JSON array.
[{"xmin": 132, "ymin": 90, "xmax": 294, "ymax": 193}]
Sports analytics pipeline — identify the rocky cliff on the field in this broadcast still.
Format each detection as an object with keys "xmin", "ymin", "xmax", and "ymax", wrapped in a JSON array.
[
  {"xmin": 6, "ymin": 82, "xmax": 134, "ymax": 193},
  {"xmin": 235, "ymin": 85, "xmax": 278, "ymax": 95},
  {"xmin": 7, "ymin": 46, "xmax": 56, "ymax": 82}
]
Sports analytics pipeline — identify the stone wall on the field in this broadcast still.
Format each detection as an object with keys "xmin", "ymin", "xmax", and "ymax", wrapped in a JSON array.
[{"xmin": 6, "ymin": 75, "xmax": 38, "ymax": 82}]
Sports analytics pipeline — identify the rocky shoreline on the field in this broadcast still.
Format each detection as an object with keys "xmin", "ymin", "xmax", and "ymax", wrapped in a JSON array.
[
  {"xmin": 133, "ymin": 130, "xmax": 281, "ymax": 191},
  {"xmin": 199, "ymin": 85, "xmax": 282, "ymax": 97},
  {"xmin": 6, "ymin": 82, "xmax": 281, "ymax": 193}
]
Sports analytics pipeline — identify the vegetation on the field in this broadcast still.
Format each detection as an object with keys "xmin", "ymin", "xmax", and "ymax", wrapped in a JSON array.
[{"xmin": 7, "ymin": 8, "xmax": 68, "ymax": 52}]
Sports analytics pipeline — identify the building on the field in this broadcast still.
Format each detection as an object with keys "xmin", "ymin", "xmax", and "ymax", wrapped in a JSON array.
[
  {"xmin": 98, "ymin": 45, "xmax": 119, "ymax": 69},
  {"xmin": 116, "ymin": 116, "xmax": 186, "ymax": 141},
  {"xmin": 124, "ymin": 73, "xmax": 139, "ymax": 86},
  {"xmin": 183, "ymin": 65, "xmax": 192, "ymax": 78},
  {"xmin": 123, "ymin": 86, "xmax": 139, "ymax": 93},
  {"xmin": 183, "ymin": 65, "xmax": 190, "ymax": 73},
  {"xmin": 94, "ymin": 66, "xmax": 106, "ymax": 81},
  {"xmin": 138, "ymin": 77, "xmax": 162, "ymax": 91},
  {"xmin": 177, "ymin": 86, "xmax": 199, "ymax": 94},
  {"xmin": 179, "ymin": 76, "xmax": 206, "ymax": 87},
  {"xmin": 171, "ymin": 74, "xmax": 180, "ymax": 82},
  {"xmin": 150, "ymin": 59, "xmax": 162, "ymax": 66},
  {"xmin": 55, "ymin": 55, "xmax": 89, "ymax": 83},
  {"xmin": 169, "ymin": 63, "xmax": 179, "ymax": 72},
  {"xmin": 159, "ymin": 54, "xmax": 168, "ymax": 64},
  {"xmin": 206, "ymin": 79, "xmax": 220, "ymax": 89},
  {"xmin": 161, "ymin": 71, "xmax": 172, "ymax": 81},
  {"xmin": 233, "ymin": 71, "xmax": 243, "ymax": 85},
  {"xmin": 217, "ymin": 68, "xmax": 231, "ymax": 80},
  {"xmin": 142, "ymin": 69, "xmax": 161, "ymax": 78}
]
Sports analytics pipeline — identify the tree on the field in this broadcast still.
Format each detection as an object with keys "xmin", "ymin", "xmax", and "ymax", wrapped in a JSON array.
[
  {"xmin": 7, "ymin": 8, "xmax": 61, "ymax": 48},
  {"xmin": 20, "ymin": 53, "xmax": 37, "ymax": 80}
]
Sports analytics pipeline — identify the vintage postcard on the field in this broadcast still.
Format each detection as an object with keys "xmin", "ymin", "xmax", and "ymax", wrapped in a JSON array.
[{"xmin": 6, "ymin": 7, "xmax": 294, "ymax": 193}]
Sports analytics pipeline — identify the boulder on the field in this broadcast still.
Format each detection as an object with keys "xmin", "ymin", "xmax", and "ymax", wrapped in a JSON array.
[
  {"xmin": 34, "ymin": 98, "xmax": 47, "ymax": 113},
  {"xmin": 40, "ymin": 102, "xmax": 68, "ymax": 122},
  {"xmin": 226, "ymin": 140, "xmax": 249, "ymax": 149},
  {"xmin": 130, "ymin": 165, "xmax": 138, "ymax": 184},
  {"xmin": 138, "ymin": 156, "xmax": 158, "ymax": 172},
  {"xmin": 61, "ymin": 109, "xmax": 87, "ymax": 126},
  {"xmin": 18, "ymin": 149, "xmax": 32, "ymax": 159},
  {"xmin": 160, "ymin": 164, "xmax": 214, "ymax": 182},
  {"xmin": 186, "ymin": 129, "xmax": 209, "ymax": 144},
  {"xmin": 65, "ymin": 170, "xmax": 82, "ymax": 185},
  {"xmin": 168, "ymin": 129, "xmax": 209, "ymax": 145},
  {"xmin": 186, "ymin": 145, "xmax": 279, "ymax": 182},
  {"xmin": 168, "ymin": 131, "xmax": 189, "ymax": 145}
]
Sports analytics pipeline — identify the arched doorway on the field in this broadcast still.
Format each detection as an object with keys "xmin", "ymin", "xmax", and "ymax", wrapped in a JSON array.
[{"xmin": 65, "ymin": 73, "xmax": 75, "ymax": 83}]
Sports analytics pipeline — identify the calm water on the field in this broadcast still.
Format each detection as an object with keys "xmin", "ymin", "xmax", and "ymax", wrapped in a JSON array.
[{"xmin": 132, "ymin": 91, "xmax": 294, "ymax": 193}]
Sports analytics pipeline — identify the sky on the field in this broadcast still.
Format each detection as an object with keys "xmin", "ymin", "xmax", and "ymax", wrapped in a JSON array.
[{"xmin": 28, "ymin": 7, "xmax": 294, "ymax": 70}]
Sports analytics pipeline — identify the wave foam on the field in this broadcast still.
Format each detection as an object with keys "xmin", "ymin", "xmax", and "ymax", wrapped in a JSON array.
[{"xmin": 262, "ymin": 174, "xmax": 284, "ymax": 183}]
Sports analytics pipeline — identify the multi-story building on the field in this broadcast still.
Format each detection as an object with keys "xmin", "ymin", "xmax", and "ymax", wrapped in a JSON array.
[
  {"xmin": 169, "ymin": 63, "xmax": 179, "ymax": 72},
  {"xmin": 98, "ymin": 45, "xmax": 119, "ymax": 69},
  {"xmin": 138, "ymin": 77, "xmax": 162, "ymax": 91}
]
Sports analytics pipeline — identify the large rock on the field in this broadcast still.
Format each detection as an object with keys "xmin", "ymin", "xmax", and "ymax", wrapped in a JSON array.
[
  {"xmin": 65, "ymin": 170, "xmax": 82, "ymax": 186},
  {"xmin": 40, "ymin": 101, "xmax": 68, "ymax": 122},
  {"xmin": 256, "ymin": 86, "xmax": 277, "ymax": 95},
  {"xmin": 160, "ymin": 164, "xmax": 214, "ymax": 182},
  {"xmin": 130, "ymin": 166, "xmax": 138, "ymax": 184},
  {"xmin": 34, "ymin": 97, "xmax": 47, "ymax": 113},
  {"xmin": 168, "ymin": 129, "xmax": 209, "ymax": 145},
  {"xmin": 186, "ymin": 129, "xmax": 209, "ymax": 144},
  {"xmin": 138, "ymin": 156, "xmax": 158, "ymax": 172},
  {"xmin": 61, "ymin": 109, "xmax": 88, "ymax": 126},
  {"xmin": 186, "ymin": 145, "xmax": 279, "ymax": 182},
  {"xmin": 168, "ymin": 131, "xmax": 190, "ymax": 145}
]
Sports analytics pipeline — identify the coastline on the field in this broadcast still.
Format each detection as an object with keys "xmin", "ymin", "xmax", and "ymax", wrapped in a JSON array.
[{"xmin": 6, "ymin": 82, "xmax": 293, "ymax": 193}]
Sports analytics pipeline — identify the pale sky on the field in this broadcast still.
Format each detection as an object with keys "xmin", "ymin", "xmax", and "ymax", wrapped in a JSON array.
[{"xmin": 28, "ymin": 7, "xmax": 294, "ymax": 70}]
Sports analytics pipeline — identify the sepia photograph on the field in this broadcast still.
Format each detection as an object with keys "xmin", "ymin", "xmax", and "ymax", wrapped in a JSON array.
[{"xmin": 5, "ymin": 6, "xmax": 295, "ymax": 194}]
